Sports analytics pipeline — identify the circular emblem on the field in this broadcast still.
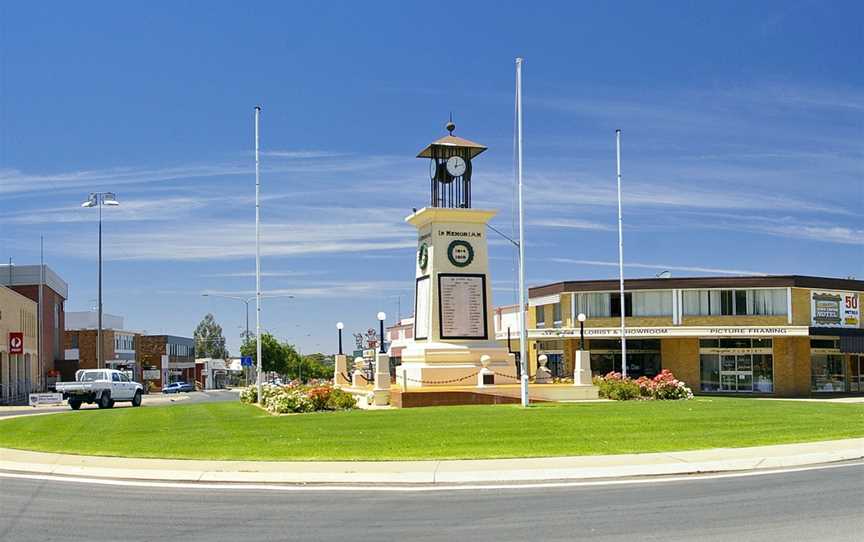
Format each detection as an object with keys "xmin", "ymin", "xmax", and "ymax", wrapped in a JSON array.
[
  {"xmin": 417, "ymin": 243, "xmax": 429, "ymax": 271},
  {"xmin": 447, "ymin": 240, "xmax": 474, "ymax": 267}
]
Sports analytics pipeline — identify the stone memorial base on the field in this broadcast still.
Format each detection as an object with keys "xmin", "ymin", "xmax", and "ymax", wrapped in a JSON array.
[{"xmin": 397, "ymin": 341, "xmax": 517, "ymax": 389}]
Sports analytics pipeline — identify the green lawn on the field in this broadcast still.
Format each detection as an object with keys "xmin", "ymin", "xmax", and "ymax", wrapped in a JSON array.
[{"xmin": 1, "ymin": 398, "xmax": 863, "ymax": 461}]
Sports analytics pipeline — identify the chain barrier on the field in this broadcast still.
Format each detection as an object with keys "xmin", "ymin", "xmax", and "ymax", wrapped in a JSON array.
[
  {"xmin": 491, "ymin": 371, "xmax": 519, "ymax": 380},
  {"xmin": 401, "ymin": 372, "xmax": 481, "ymax": 385}
]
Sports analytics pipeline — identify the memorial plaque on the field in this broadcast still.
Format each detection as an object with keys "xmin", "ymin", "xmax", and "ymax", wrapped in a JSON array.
[
  {"xmin": 438, "ymin": 273, "xmax": 488, "ymax": 339},
  {"xmin": 414, "ymin": 276, "xmax": 431, "ymax": 339}
]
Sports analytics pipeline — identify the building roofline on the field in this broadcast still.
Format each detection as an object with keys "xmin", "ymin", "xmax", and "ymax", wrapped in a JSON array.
[{"xmin": 529, "ymin": 275, "xmax": 864, "ymax": 297}]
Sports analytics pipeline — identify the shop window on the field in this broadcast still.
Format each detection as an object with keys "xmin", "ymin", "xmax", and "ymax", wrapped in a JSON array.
[
  {"xmin": 811, "ymin": 354, "xmax": 845, "ymax": 392},
  {"xmin": 753, "ymin": 355, "xmax": 774, "ymax": 392},
  {"xmin": 700, "ymin": 355, "xmax": 720, "ymax": 391},
  {"xmin": 590, "ymin": 339, "xmax": 661, "ymax": 379}
]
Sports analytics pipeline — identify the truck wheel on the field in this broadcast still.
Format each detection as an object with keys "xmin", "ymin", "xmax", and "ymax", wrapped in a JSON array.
[
  {"xmin": 131, "ymin": 390, "xmax": 142, "ymax": 407},
  {"xmin": 98, "ymin": 392, "xmax": 113, "ymax": 409},
  {"xmin": 69, "ymin": 400, "xmax": 82, "ymax": 410}
]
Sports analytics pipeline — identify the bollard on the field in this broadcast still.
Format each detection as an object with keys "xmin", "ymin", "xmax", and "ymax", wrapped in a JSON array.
[
  {"xmin": 573, "ymin": 350, "xmax": 592, "ymax": 386},
  {"xmin": 352, "ymin": 357, "xmax": 366, "ymax": 389},
  {"xmin": 477, "ymin": 355, "xmax": 494, "ymax": 387}
]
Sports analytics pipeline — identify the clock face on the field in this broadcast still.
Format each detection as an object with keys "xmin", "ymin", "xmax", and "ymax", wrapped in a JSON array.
[{"xmin": 445, "ymin": 156, "xmax": 467, "ymax": 177}]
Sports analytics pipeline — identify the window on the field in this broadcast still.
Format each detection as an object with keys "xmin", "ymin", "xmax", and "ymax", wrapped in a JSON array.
[
  {"xmin": 610, "ymin": 293, "xmax": 633, "ymax": 317},
  {"xmin": 112, "ymin": 373, "xmax": 121, "ymax": 382},
  {"xmin": 700, "ymin": 355, "xmax": 720, "ymax": 391},
  {"xmin": 583, "ymin": 292, "xmax": 611, "ymax": 318},
  {"xmin": 683, "ymin": 289, "xmax": 787, "ymax": 317},
  {"xmin": 71, "ymin": 334, "xmax": 79, "ymax": 349},
  {"xmin": 552, "ymin": 303, "xmax": 562, "ymax": 327},
  {"xmin": 535, "ymin": 306, "xmax": 545, "ymax": 328},
  {"xmin": 811, "ymin": 354, "xmax": 845, "ymax": 392},
  {"xmin": 589, "ymin": 339, "xmax": 661, "ymax": 378},
  {"xmin": 810, "ymin": 338, "xmax": 839, "ymax": 350},
  {"xmin": 632, "ymin": 291, "xmax": 673, "ymax": 316}
]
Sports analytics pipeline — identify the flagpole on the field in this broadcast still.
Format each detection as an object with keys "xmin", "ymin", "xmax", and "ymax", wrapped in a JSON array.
[
  {"xmin": 616, "ymin": 129, "xmax": 627, "ymax": 378},
  {"xmin": 254, "ymin": 105, "xmax": 263, "ymax": 404},
  {"xmin": 516, "ymin": 57, "xmax": 529, "ymax": 407}
]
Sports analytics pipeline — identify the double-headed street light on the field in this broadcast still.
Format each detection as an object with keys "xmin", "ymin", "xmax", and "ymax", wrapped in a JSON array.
[{"xmin": 81, "ymin": 192, "xmax": 119, "ymax": 369}]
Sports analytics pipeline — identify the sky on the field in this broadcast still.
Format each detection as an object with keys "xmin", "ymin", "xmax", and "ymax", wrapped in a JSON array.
[{"xmin": 1, "ymin": 1, "xmax": 862, "ymax": 356}]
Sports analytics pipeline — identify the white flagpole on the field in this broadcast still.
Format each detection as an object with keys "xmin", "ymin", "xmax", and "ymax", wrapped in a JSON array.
[
  {"xmin": 516, "ymin": 57, "xmax": 528, "ymax": 407},
  {"xmin": 616, "ymin": 129, "xmax": 627, "ymax": 378},
  {"xmin": 255, "ymin": 105, "xmax": 263, "ymax": 404}
]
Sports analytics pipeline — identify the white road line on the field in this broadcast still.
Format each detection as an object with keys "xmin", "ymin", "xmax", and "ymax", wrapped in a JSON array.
[{"xmin": 1, "ymin": 460, "xmax": 861, "ymax": 493}]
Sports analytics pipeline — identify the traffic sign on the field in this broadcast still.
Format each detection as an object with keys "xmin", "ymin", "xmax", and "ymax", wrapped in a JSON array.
[
  {"xmin": 241, "ymin": 356, "xmax": 253, "ymax": 367},
  {"xmin": 9, "ymin": 332, "xmax": 23, "ymax": 354}
]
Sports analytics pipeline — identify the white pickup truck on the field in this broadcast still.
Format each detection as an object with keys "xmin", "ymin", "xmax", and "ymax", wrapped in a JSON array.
[{"xmin": 55, "ymin": 369, "xmax": 144, "ymax": 410}]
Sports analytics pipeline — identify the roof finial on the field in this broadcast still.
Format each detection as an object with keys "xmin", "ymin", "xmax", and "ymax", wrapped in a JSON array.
[{"xmin": 445, "ymin": 112, "xmax": 455, "ymax": 135}]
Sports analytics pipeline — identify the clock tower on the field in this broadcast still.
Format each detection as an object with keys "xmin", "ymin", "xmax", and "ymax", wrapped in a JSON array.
[{"xmin": 397, "ymin": 122, "xmax": 517, "ymax": 388}]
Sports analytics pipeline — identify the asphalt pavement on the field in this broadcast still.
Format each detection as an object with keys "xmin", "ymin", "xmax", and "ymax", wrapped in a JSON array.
[
  {"xmin": 0, "ymin": 389, "xmax": 239, "ymax": 418},
  {"xmin": 1, "ymin": 462, "xmax": 862, "ymax": 541}
]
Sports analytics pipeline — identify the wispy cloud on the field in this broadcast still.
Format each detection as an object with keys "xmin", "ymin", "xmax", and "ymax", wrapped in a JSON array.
[
  {"xmin": 528, "ymin": 218, "xmax": 615, "ymax": 231},
  {"xmin": 57, "ymin": 219, "xmax": 416, "ymax": 261},
  {"xmin": 549, "ymin": 258, "xmax": 768, "ymax": 277},
  {"xmin": 203, "ymin": 280, "xmax": 412, "ymax": 299}
]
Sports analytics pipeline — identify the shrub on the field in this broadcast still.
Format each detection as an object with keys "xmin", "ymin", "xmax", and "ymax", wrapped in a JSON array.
[
  {"xmin": 596, "ymin": 373, "xmax": 641, "ymax": 401},
  {"xmin": 326, "ymin": 387, "xmax": 357, "ymax": 410},
  {"xmin": 595, "ymin": 370, "xmax": 693, "ymax": 401},
  {"xmin": 243, "ymin": 384, "xmax": 357, "ymax": 414}
]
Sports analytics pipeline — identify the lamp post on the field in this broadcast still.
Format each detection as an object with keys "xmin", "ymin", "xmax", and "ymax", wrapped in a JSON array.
[
  {"xmin": 377, "ymin": 312, "xmax": 386, "ymax": 354},
  {"xmin": 201, "ymin": 293, "xmax": 294, "ymax": 341},
  {"xmin": 577, "ymin": 313, "xmax": 587, "ymax": 351},
  {"xmin": 336, "ymin": 322, "xmax": 344, "ymax": 355},
  {"xmin": 81, "ymin": 192, "xmax": 119, "ymax": 369}
]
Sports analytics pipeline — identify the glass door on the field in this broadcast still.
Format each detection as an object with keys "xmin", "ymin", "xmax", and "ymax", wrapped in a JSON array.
[{"xmin": 720, "ymin": 354, "xmax": 754, "ymax": 392}]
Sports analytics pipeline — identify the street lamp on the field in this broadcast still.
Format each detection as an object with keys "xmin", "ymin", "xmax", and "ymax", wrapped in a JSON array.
[
  {"xmin": 577, "ymin": 313, "xmax": 587, "ymax": 351},
  {"xmin": 81, "ymin": 192, "xmax": 119, "ymax": 369},
  {"xmin": 336, "ymin": 322, "xmax": 344, "ymax": 355},
  {"xmin": 377, "ymin": 312, "xmax": 386, "ymax": 354}
]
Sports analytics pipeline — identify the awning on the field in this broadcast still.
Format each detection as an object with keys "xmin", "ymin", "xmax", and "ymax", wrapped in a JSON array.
[{"xmin": 840, "ymin": 335, "xmax": 864, "ymax": 354}]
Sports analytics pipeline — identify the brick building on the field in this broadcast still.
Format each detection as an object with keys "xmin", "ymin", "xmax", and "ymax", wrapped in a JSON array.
[
  {"xmin": 137, "ymin": 335, "xmax": 195, "ymax": 391},
  {"xmin": 64, "ymin": 312, "xmax": 139, "ymax": 382},
  {"xmin": 0, "ymin": 264, "xmax": 68, "ymax": 389}
]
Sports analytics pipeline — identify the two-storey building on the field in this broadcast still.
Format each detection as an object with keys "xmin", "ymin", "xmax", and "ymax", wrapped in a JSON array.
[{"xmin": 506, "ymin": 275, "xmax": 863, "ymax": 397}]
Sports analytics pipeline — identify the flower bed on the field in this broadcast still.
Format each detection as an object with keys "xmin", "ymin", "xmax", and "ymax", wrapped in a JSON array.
[
  {"xmin": 594, "ymin": 370, "xmax": 693, "ymax": 401},
  {"xmin": 240, "ymin": 381, "xmax": 357, "ymax": 413}
]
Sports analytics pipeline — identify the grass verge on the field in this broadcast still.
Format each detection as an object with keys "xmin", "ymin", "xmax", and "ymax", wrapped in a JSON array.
[{"xmin": 1, "ymin": 398, "xmax": 862, "ymax": 461}]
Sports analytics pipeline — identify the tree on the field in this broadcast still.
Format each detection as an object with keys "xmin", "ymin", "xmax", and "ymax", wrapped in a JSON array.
[
  {"xmin": 240, "ymin": 333, "xmax": 289, "ymax": 374},
  {"xmin": 299, "ymin": 353, "xmax": 333, "ymax": 381},
  {"xmin": 194, "ymin": 313, "xmax": 229, "ymax": 358}
]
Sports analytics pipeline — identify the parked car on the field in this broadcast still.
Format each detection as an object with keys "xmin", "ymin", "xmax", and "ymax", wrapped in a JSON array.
[
  {"xmin": 162, "ymin": 381, "xmax": 195, "ymax": 394},
  {"xmin": 55, "ymin": 369, "xmax": 144, "ymax": 410}
]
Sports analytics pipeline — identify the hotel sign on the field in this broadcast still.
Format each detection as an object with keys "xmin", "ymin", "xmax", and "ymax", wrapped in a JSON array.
[
  {"xmin": 525, "ymin": 326, "xmax": 810, "ymax": 339},
  {"xmin": 811, "ymin": 290, "xmax": 859, "ymax": 329}
]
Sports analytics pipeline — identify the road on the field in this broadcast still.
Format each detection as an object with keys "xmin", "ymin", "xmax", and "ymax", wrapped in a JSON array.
[
  {"xmin": 1, "ymin": 462, "xmax": 862, "ymax": 541},
  {"xmin": 0, "ymin": 389, "xmax": 239, "ymax": 418}
]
